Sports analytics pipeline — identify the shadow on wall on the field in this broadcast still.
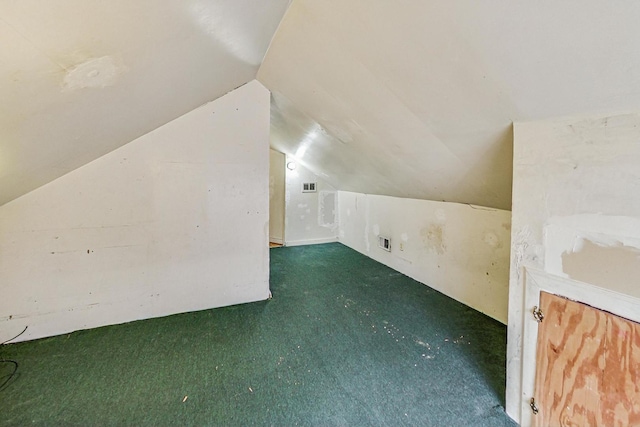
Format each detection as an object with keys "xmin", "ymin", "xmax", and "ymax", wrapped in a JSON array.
[{"xmin": 454, "ymin": 124, "xmax": 514, "ymax": 209}]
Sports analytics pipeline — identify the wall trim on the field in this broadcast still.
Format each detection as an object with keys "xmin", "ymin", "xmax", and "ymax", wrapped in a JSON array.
[{"xmin": 285, "ymin": 237, "xmax": 337, "ymax": 247}]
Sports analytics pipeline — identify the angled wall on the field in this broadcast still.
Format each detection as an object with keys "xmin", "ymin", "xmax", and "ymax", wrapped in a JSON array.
[
  {"xmin": 338, "ymin": 192, "xmax": 511, "ymax": 323},
  {"xmin": 0, "ymin": 80, "xmax": 271, "ymax": 342},
  {"xmin": 507, "ymin": 111, "xmax": 640, "ymax": 422}
]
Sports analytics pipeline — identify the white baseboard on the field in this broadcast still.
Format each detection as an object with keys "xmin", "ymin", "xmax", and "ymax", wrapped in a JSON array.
[{"xmin": 285, "ymin": 237, "xmax": 338, "ymax": 247}]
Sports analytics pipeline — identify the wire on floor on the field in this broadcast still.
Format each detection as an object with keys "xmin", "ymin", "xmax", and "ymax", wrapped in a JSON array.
[{"xmin": 0, "ymin": 325, "xmax": 28, "ymax": 392}]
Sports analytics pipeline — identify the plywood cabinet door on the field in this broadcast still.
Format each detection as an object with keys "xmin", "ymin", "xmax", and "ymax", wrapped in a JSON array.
[{"xmin": 534, "ymin": 291, "xmax": 640, "ymax": 426}]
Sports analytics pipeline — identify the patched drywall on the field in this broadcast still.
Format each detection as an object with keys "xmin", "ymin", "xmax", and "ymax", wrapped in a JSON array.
[
  {"xmin": 284, "ymin": 160, "xmax": 338, "ymax": 246},
  {"xmin": 562, "ymin": 240, "xmax": 640, "ymax": 292},
  {"xmin": 338, "ymin": 191, "xmax": 511, "ymax": 323},
  {"xmin": 62, "ymin": 56, "xmax": 127, "ymax": 90},
  {"xmin": 0, "ymin": 80, "xmax": 271, "ymax": 342},
  {"xmin": 0, "ymin": 0, "xmax": 291, "ymax": 206},
  {"xmin": 507, "ymin": 111, "xmax": 640, "ymax": 423}
]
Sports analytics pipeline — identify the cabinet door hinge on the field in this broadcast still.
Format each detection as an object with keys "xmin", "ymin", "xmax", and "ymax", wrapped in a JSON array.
[
  {"xmin": 533, "ymin": 306, "xmax": 544, "ymax": 323},
  {"xmin": 530, "ymin": 397, "xmax": 539, "ymax": 415}
]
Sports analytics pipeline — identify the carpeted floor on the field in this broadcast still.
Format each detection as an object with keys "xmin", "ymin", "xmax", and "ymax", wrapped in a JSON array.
[{"xmin": 0, "ymin": 243, "xmax": 516, "ymax": 426}]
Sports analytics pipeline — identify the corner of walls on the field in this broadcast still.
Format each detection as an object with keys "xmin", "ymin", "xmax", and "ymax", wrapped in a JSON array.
[
  {"xmin": 337, "ymin": 191, "xmax": 512, "ymax": 324},
  {"xmin": 0, "ymin": 80, "xmax": 271, "ymax": 343},
  {"xmin": 284, "ymin": 159, "xmax": 338, "ymax": 246}
]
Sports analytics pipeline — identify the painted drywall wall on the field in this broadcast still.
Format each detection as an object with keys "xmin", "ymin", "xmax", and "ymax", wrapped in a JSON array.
[
  {"xmin": 338, "ymin": 191, "xmax": 511, "ymax": 323},
  {"xmin": 284, "ymin": 159, "xmax": 338, "ymax": 246},
  {"xmin": 507, "ymin": 111, "xmax": 640, "ymax": 422},
  {"xmin": 269, "ymin": 149, "xmax": 286, "ymax": 244},
  {"xmin": 0, "ymin": 80, "xmax": 271, "ymax": 343}
]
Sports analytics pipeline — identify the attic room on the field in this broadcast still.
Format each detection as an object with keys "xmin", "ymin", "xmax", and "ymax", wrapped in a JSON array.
[{"xmin": 2, "ymin": 1, "xmax": 640, "ymax": 426}]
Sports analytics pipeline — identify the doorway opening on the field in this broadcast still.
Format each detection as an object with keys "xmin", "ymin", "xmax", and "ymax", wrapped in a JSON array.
[{"xmin": 269, "ymin": 149, "xmax": 285, "ymax": 247}]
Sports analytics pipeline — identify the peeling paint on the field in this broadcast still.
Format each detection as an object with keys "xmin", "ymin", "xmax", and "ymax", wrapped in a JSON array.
[{"xmin": 512, "ymin": 225, "xmax": 534, "ymax": 284}]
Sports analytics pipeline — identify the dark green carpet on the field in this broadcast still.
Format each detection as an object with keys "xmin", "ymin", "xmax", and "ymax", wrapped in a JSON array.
[{"xmin": 0, "ymin": 243, "xmax": 516, "ymax": 426}]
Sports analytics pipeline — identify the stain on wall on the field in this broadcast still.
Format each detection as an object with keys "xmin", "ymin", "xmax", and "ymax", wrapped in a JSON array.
[
  {"xmin": 421, "ymin": 224, "xmax": 446, "ymax": 255},
  {"xmin": 483, "ymin": 231, "xmax": 502, "ymax": 249},
  {"xmin": 338, "ymin": 191, "xmax": 512, "ymax": 324}
]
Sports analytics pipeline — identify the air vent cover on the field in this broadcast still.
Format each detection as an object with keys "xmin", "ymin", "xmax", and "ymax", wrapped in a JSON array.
[
  {"xmin": 378, "ymin": 236, "xmax": 391, "ymax": 252},
  {"xmin": 302, "ymin": 182, "xmax": 317, "ymax": 193}
]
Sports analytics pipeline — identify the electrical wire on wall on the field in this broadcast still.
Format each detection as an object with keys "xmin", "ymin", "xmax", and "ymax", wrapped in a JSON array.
[{"xmin": 0, "ymin": 326, "xmax": 27, "ymax": 392}]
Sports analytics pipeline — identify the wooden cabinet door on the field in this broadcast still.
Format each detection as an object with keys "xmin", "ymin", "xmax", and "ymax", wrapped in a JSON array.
[{"xmin": 534, "ymin": 291, "xmax": 640, "ymax": 426}]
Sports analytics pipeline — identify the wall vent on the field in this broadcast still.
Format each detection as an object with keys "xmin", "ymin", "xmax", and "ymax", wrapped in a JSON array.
[
  {"xmin": 302, "ymin": 182, "xmax": 317, "ymax": 193},
  {"xmin": 378, "ymin": 236, "xmax": 391, "ymax": 252}
]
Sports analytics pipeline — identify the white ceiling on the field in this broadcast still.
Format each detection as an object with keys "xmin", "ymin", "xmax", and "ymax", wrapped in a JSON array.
[
  {"xmin": 0, "ymin": 0, "xmax": 290, "ymax": 205},
  {"xmin": 259, "ymin": 1, "xmax": 640, "ymax": 210},
  {"xmin": 4, "ymin": 1, "xmax": 640, "ymax": 210}
]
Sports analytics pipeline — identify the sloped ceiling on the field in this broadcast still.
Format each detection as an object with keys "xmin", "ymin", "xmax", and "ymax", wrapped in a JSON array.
[
  {"xmin": 0, "ymin": 0, "xmax": 290, "ymax": 205},
  {"xmin": 259, "ymin": 1, "xmax": 640, "ymax": 210}
]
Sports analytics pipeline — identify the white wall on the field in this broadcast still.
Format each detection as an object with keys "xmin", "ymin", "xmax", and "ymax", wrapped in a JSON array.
[
  {"xmin": 261, "ymin": 3, "xmax": 640, "ymax": 212},
  {"xmin": 269, "ymin": 149, "xmax": 286, "ymax": 244},
  {"xmin": 506, "ymin": 111, "xmax": 640, "ymax": 422},
  {"xmin": 284, "ymin": 159, "xmax": 338, "ymax": 246},
  {"xmin": 0, "ymin": 80, "xmax": 271, "ymax": 342},
  {"xmin": 338, "ymin": 191, "xmax": 511, "ymax": 323}
]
